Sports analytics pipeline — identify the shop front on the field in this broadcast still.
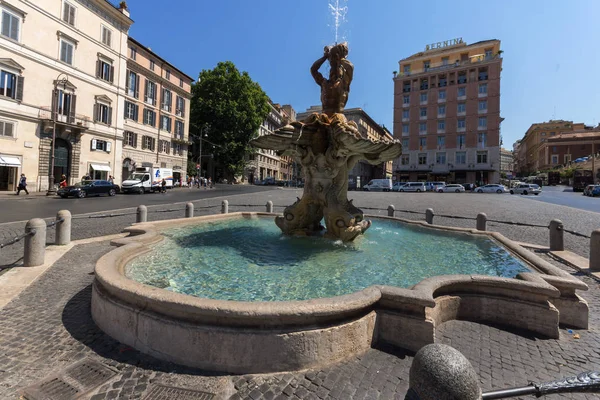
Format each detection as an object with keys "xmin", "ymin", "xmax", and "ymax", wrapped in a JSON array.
[
  {"xmin": 89, "ymin": 163, "xmax": 112, "ymax": 181},
  {"xmin": 0, "ymin": 154, "xmax": 21, "ymax": 191}
]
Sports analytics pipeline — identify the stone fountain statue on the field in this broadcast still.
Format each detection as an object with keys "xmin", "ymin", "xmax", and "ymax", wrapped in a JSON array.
[{"xmin": 251, "ymin": 43, "xmax": 403, "ymax": 241}]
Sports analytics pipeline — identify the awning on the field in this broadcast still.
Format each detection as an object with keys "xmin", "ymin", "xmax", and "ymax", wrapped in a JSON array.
[
  {"xmin": 90, "ymin": 163, "xmax": 111, "ymax": 172},
  {"xmin": 0, "ymin": 156, "xmax": 22, "ymax": 167}
]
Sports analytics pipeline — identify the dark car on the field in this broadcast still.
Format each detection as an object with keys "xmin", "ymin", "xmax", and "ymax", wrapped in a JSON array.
[
  {"xmin": 58, "ymin": 180, "xmax": 119, "ymax": 198},
  {"xmin": 461, "ymin": 183, "xmax": 476, "ymax": 191}
]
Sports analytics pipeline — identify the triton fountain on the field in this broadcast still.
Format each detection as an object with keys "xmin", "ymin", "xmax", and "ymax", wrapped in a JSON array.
[{"xmin": 251, "ymin": 43, "xmax": 402, "ymax": 241}]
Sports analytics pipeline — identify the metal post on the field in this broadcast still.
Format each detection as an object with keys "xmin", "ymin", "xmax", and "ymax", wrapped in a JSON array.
[
  {"xmin": 24, "ymin": 218, "xmax": 46, "ymax": 267},
  {"xmin": 221, "ymin": 200, "xmax": 229, "ymax": 214},
  {"xmin": 55, "ymin": 210, "xmax": 71, "ymax": 245},
  {"xmin": 185, "ymin": 202, "xmax": 194, "ymax": 218},
  {"xmin": 266, "ymin": 201, "xmax": 273, "ymax": 213},
  {"xmin": 425, "ymin": 208, "xmax": 434, "ymax": 224},
  {"xmin": 476, "ymin": 212, "xmax": 487, "ymax": 231},
  {"xmin": 590, "ymin": 229, "xmax": 600, "ymax": 272},
  {"xmin": 387, "ymin": 205, "xmax": 395, "ymax": 217},
  {"xmin": 549, "ymin": 219, "xmax": 564, "ymax": 251},
  {"xmin": 136, "ymin": 205, "xmax": 147, "ymax": 223}
]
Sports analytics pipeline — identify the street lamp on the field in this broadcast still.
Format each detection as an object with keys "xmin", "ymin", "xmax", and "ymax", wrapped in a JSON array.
[{"xmin": 47, "ymin": 73, "xmax": 69, "ymax": 196}]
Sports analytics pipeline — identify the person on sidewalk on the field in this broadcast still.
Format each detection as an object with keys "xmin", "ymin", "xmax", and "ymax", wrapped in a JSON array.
[
  {"xmin": 160, "ymin": 178, "xmax": 167, "ymax": 193},
  {"xmin": 59, "ymin": 175, "xmax": 67, "ymax": 188},
  {"xmin": 108, "ymin": 175, "xmax": 114, "ymax": 184},
  {"xmin": 16, "ymin": 174, "xmax": 29, "ymax": 195}
]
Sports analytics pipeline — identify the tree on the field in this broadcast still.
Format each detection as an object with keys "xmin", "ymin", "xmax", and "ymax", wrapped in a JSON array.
[{"xmin": 190, "ymin": 61, "xmax": 270, "ymax": 180}]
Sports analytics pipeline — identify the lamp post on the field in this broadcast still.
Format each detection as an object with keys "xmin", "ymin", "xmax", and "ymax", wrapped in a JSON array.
[{"xmin": 47, "ymin": 74, "xmax": 69, "ymax": 196}]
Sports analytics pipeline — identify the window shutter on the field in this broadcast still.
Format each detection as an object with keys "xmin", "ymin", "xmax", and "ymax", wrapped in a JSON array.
[
  {"xmin": 133, "ymin": 133, "xmax": 138, "ymax": 148},
  {"xmin": 144, "ymin": 80, "xmax": 148, "ymax": 102},
  {"xmin": 91, "ymin": 139, "xmax": 97, "ymax": 150},
  {"xmin": 153, "ymin": 85, "xmax": 157, "ymax": 105},
  {"xmin": 168, "ymin": 118, "xmax": 171, "ymax": 132},
  {"xmin": 69, "ymin": 6, "xmax": 75, "ymax": 25},
  {"xmin": 106, "ymin": 142, "xmax": 112, "ymax": 152},
  {"xmin": 135, "ymin": 74, "xmax": 140, "ymax": 98},
  {"xmin": 96, "ymin": 60, "xmax": 101, "ymax": 78},
  {"xmin": 63, "ymin": 4, "xmax": 69, "ymax": 22},
  {"xmin": 14, "ymin": 76, "xmax": 23, "ymax": 101},
  {"xmin": 107, "ymin": 29, "xmax": 112, "ymax": 47},
  {"xmin": 110, "ymin": 65, "xmax": 114, "ymax": 83},
  {"xmin": 70, "ymin": 94, "xmax": 77, "ymax": 120},
  {"xmin": 141, "ymin": 136, "xmax": 146, "ymax": 150},
  {"xmin": 107, "ymin": 106, "xmax": 113, "ymax": 126},
  {"xmin": 52, "ymin": 89, "xmax": 59, "ymax": 117},
  {"xmin": 125, "ymin": 70, "xmax": 130, "ymax": 92},
  {"xmin": 93, "ymin": 103, "xmax": 98, "ymax": 122},
  {"xmin": 181, "ymin": 99, "xmax": 185, "ymax": 117},
  {"xmin": 134, "ymin": 104, "xmax": 139, "ymax": 121},
  {"xmin": 160, "ymin": 88, "xmax": 164, "ymax": 109}
]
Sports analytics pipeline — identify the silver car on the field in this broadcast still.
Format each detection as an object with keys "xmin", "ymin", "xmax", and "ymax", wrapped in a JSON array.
[
  {"xmin": 510, "ymin": 184, "xmax": 542, "ymax": 195},
  {"xmin": 438, "ymin": 184, "xmax": 466, "ymax": 193},
  {"xmin": 475, "ymin": 184, "xmax": 508, "ymax": 194}
]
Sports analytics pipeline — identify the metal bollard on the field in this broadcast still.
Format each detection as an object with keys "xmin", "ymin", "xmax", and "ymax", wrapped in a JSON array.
[
  {"xmin": 387, "ymin": 205, "xmax": 395, "ymax": 217},
  {"xmin": 136, "ymin": 205, "xmax": 147, "ymax": 223},
  {"xmin": 185, "ymin": 202, "xmax": 194, "ymax": 218},
  {"xmin": 425, "ymin": 208, "xmax": 434, "ymax": 224},
  {"xmin": 549, "ymin": 219, "xmax": 564, "ymax": 251},
  {"xmin": 590, "ymin": 229, "xmax": 600, "ymax": 272},
  {"xmin": 55, "ymin": 210, "xmax": 71, "ymax": 245},
  {"xmin": 221, "ymin": 200, "xmax": 229, "ymax": 214},
  {"xmin": 476, "ymin": 212, "xmax": 487, "ymax": 231},
  {"xmin": 24, "ymin": 218, "xmax": 46, "ymax": 267},
  {"xmin": 266, "ymin": 201, "xmax": 274, "ymax": 213}
]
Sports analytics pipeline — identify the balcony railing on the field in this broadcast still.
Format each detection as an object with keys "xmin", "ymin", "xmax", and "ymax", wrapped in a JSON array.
[
  {"xmin": 398, "ymin": 54, "xmax": 501, "ymax": 78},
  {"xmin": 38, "ymin": 106, "xmax": 90, "ymax": 129}
]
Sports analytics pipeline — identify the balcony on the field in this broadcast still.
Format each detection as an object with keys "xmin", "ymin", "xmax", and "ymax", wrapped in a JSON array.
[
  {"xmin": 396, "ymin": 54, "xmax": 502, "ymax": 78},
  {"xmin": 39, "ymin": 107, "xmax": 90, "ymax": 133}
]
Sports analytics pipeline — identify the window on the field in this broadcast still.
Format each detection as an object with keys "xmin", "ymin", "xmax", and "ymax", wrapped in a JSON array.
[
  {"xmin": 438, "ymin": 105, "xmax": 445, "ymax": 115},
  {"xmin": 179, "ymin": 78, "xmax": 183, "ymax": 88},
  {"xmin": 56, "ymin": 89, "xmax": 75, "ymax": 116},
  {"xmin": 101, "ymin": 25, "xmax": 112, "ymax": 47},
  {"xmin": 442, "ymin": 57, "xmax": 449, "ymax": 66},
  {"xmin": 174, "ymin": 120, "xmax": 184, "ymax": 139},
  {"xmin": 552, "ymin": 146, "xmax": 557, "ymax": 153},
  {"xmin": 485, "ymin": 49, "xmax": 493, "ymax": 59},
  {"xmin": 479, "ymin": 100, "xmax": 487, "ymax": 111},
  {"xmin": 457, "ymin": 119, "xmax": 466, "ymax": 129},
  {"xmin": 161, "ymin": 88, "xmax": 172, "ymax": 112},
  {"xmin": 161, "ymin": 115, "xmax": 172, "ymax": 132},
  {"xmin": 127, "ymin": 70, "xmax": 139, "ymax": 98},
  {"xmin": 436, "ymin": 152, "xmax": 446, "ymax": 164},
  {"xmin": 423, "ymin": 61, "xmax": 430, "ymax": 70},
  {"xmin": 420, "ymin": 107, "xmax": 427, "ymax": 117},
  {"xmin": 124, "ymin": 131, "xmax": 137, "ymax": 147},
  {"xmin": 403, "ymin": 95, "xmax": 410, "ymax": 105},
  {"xmin": 402, "ymin": 124, "xmax": 409, "ymax": 134},
  {"xmin": 62, "ymin": 1, "xmax": 76, "ymax": 26},
  {"xmin": 142, "ymin": 135, "xmax": 156, "ymax": 151},
  {"xmin": 478, "ymin": 117, "xmax": 487, "ymax": 128},
  {"xmin": 437, "ymin": 136, "xmax": 445, "ymax": 149},
  {"xmin": 91, "ymin": 138, "xmax": 111, "ymax": 152},
  {"xmin": 564, "ymin": 154, "xmax": 571, "ymax": 163},
  {"xmin": 130, "ymin": 47, "xmax": 137, "ymax": 60},
  {"xmin": 477, "ymin": 151, "xmax": 488, "ymax": 164},
  {"xmin": 144, "ymin": 80, "xmax": 157, "ymax": 105},
  {"xmin": 479, "ymin": 83, "xmax": 488, "ymax": 94},
  {"xmin": 550, "ymin": 132, "xmax": 556, "ymax": 136},
  {"xmin": 172, "ymin": 142, "xmax": 183, "ymax": 156},
  {"xmin": 419, "ymin": 137, "xmax": 426, "ymax": 149},
  {"xmin": 149, "ymin": 60, "xmax": 155, "ymax": 71},
  {"xmin": 457, "ymin": 134, "xmax": 465, "ymax": 148},
  {"xmin": 418, "ymin": 153, "xmax": 427, "ymax": 165},
  {"xmin": 402, "ymin": 138, "xmax": 409, "ymax": 148},
  {"xmin": 438, "ymin": 120, "xmax": 445, "ymax": 130},
  {"xmin": 94, "ymin": 102, "xmax": 112, "ymax": 125},
  {"xmin": 419, "ymin": 122, "xmax": 426, "ymax": 133},
  {"xmin": 457, "ymin": 103, "xmax": 466, "ymax": 113},
  {"xmin": 403, "ymin": 65, "xmax": 410, "ymax": 74},
  {"xmin": 402, "ymin": 109, "xmax": 409, "ymax": 119},
  {"xmin": 455, "ymin": 151, "xmax": 466, "ymax": 164},
  {"xmin": 0, "ymin": 69, "xmax": 22, "ymax": 100},
  {"xmin": 540, "ymin": 132, "xmax": 546, "ymax": 136},
  {"xmin": 143, "ymin": 108, "xmax": 156, "ymax": 126},
  {"xmin": 96, "ymin": 58, "xmax": 113, "ymax": 82},
  {"xmin": 165, "ymin": 70, "xmax": 171, "ymax": 80},
  {"xmin": 124, "ymin": 101, "xmax": 138, "ymax": 120},
  {"xmin": 478, "ymin": 132, "xmax": 487, "ymax": 147},
  {"xmin": 420, "ymin": 93, "xmax": 427, "ymax": 103},
  {"xmin": 159, "ymin": 139, "xmax": 170, "ymax": 154},
  {"xmin": 403, "ymin": 82, "xmax": 411, "ymax": 93},
  {"xmin": 458, "ymin": 87, "xmax": 466, "ymax": 97},
  {"xmin": 551, "ymin": 155, "xmax": 559, "ymax": 164},
  {"xmin": 401, "ymin": 154, "xmax": 410, "ymax": 165},
  {"xmin": 1, "ymin": 9, "xmax": 20, "ymax": 41},
  {"xmin": 438, "ymin": 90, "xmax": 446, "ymax": 100},
  {"xmin": 0, "ymin": 120, "xmax": 15, "ymax": 137},
  {"xmin": 457, "ymin": 72, "xmax": 467, "ymax": 84},
  {"xmin": 176, "ymin": 96, "xmax": 185, "ymax": 117},
  {"xmin": 60, "ymin": 39, "xmax": 74, "ymax": 65}
]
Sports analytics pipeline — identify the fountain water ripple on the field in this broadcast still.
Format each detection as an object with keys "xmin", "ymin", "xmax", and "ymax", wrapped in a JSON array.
[{"xmin": 328, "ymin": 0, "xmax": 348, "ymax": 44}]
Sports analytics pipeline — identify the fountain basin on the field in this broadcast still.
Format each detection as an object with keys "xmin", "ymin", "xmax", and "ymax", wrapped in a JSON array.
[{"xmin": 92, "ymin": 213, "xmax": 589, "ymax": 373}]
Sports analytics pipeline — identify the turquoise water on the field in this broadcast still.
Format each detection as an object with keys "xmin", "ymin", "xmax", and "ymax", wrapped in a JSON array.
[{"xmin": 125, "ymin": 217, "xmax": 530, "ymax": 302}]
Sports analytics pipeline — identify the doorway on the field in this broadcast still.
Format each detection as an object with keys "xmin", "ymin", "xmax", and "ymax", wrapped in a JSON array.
[{"xmin": 53, "ymin": 138, "xmax": 70, "ymax": 185}]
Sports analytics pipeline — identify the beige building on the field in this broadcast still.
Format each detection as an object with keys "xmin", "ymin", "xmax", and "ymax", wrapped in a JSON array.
[
  {"xmin": 0, "ymin": 0, "xmax": 133, "ymax": 191},
  {"xmin": 121, "ymin": 37, "xmax": 193, "ymax": 184}
]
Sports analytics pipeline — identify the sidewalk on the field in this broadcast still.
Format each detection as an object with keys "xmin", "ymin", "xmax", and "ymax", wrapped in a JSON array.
[{"xmin": 0, "ymin": 191, "xmax": 52, "ymax": 199}]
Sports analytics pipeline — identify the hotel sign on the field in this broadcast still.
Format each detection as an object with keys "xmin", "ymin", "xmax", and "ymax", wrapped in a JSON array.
[{"xmin": 425, "ymin": 38, "xmax": 463, "ymax": 51}]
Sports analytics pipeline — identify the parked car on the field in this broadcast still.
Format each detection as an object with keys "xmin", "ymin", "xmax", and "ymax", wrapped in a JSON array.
[
  {"xmin": 392, "ymin": 182, "xmax": 407, "ymax": 192},
  {"xmin": 439, "ymin": 184, "xmax": 466, "ymax": 193},
  {"xmin": 58, "ymin": 180, "xmax": 119, "ymax": 198},
  {"xmin": 363, "ymin": 178, "xmax": 393, "ymax": 192},
  {"xmin": 510, "ymin": 183, "xmax": 542, "ymax": 195},
  {"xmin": 591, "ymin": 185, "xmax": 600, "ymax": 197},
  {"xmin": 399, "ymin": 182, "xmax": 427, "ymax": 192},
  {"xmin": 461, "ymin": 183, "xmax": 476, "ymax": 191},
  {"xmin": 475, "ymin": 184, "xmax": 508, "ymax": 194},
  {"xmin": 583, "ymin": 184, "xmax": 596, "ymax": 196}
]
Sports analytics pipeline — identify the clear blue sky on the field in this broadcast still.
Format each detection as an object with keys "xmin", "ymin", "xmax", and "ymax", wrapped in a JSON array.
[{"xmin": 123, "ymin": 0, "xmax": 600, "ymax": 149}]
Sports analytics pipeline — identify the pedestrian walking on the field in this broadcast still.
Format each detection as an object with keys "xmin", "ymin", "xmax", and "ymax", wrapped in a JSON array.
[
  {"xmin": 16, "ymin": 173, "xmax": 29, "ymax": 195},
  {"xmin": 208, "ymin": 177, "xmax": 212, "ymax": 188},
  {"xmin": 59, "ymin": 174, "xmax": 67, "ymax": 188},
  {"xmin": 161, "ymin": 178, "xmax": 167, "ymax": 193},
  {"xmin": 108, "ymin": 175, "xmax": 114, "ymax": 183}
]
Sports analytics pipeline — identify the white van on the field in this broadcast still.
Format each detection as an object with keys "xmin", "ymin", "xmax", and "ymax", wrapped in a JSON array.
[
  {"xmin": 363, "ymin": 179, "xmax": 393, "ymax": 192},
  {"xmin": 399, "ymin": 182, "xmax": 427, "ymax": 192}
]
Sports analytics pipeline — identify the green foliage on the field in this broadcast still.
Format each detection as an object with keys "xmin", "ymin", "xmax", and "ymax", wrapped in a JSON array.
[
  {"xmin": 190, "ymin": 61, "xmax": 270, "ymax": 179},
  {"xmin": 560, "ymin": 167, "xmax": 575, "ymax": 179},
  {"xmin": 500, "ymin": 172, "xmax": 507, "ymax": 179}
]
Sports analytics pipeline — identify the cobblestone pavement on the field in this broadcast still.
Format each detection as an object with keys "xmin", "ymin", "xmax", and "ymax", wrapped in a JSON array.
[{"xmin": 1, "ymin": 237, "xmax": 600, "ymax": 399}]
